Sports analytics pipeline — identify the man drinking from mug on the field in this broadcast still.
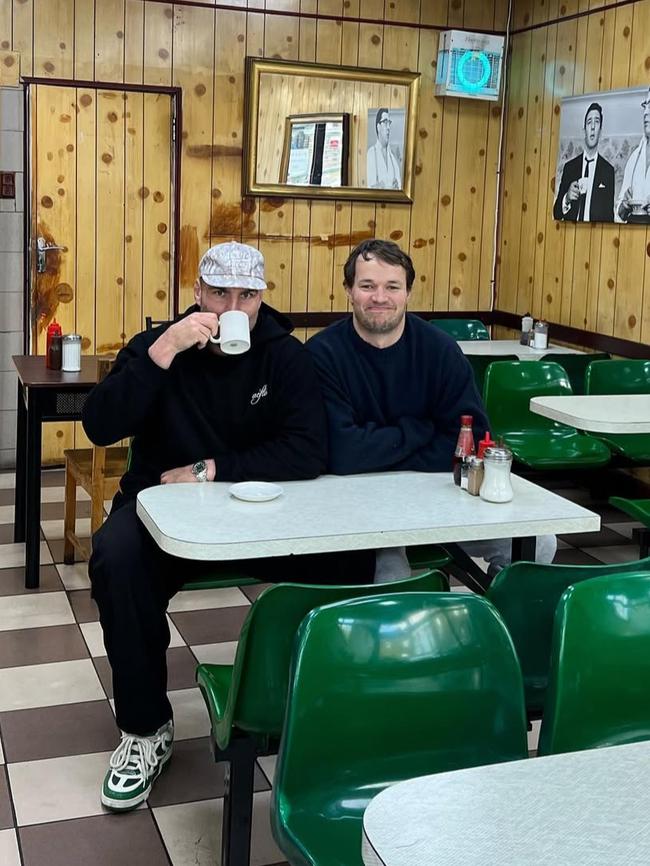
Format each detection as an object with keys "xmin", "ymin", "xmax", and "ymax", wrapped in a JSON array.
[{"xmin": 83, "ymin": 242, "xmax": 327, "ymax": 811}]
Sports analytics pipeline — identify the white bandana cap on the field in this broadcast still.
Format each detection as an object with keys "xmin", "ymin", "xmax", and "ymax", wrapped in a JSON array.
[{"xmin": 199, "ymin": 242, "xmax": 267, "ymax": 290}]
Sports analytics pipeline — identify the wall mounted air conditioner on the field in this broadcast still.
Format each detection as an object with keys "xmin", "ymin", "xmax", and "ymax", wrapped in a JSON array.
[{"xmin": 435, "ymin": 30, "xmax": 505, "ymax": 101}]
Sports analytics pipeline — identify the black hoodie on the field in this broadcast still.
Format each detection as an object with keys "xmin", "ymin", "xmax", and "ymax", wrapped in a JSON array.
[{"xmin": 82, "ymin": 303, "xmax": 327, "ymax": 496}]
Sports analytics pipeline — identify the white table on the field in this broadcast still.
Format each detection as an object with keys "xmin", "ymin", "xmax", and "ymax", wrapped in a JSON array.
[
  {"xmin": 137, "ymin": 471, "xmax": 598, "ymax": 562},
  {"xmin": 362, "ymin": 741, "xmax": 650, "ymax": 866},
  {"xmin": 458, "ymin": 339, "xmax": 583, "ymax": 360},
  {"xmin": 530, "ymin": 394, "xmax": 650, "ymax": 434}
]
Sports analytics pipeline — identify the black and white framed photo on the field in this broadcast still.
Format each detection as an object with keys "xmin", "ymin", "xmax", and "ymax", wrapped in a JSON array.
[
  {"xmin": 554, "ymin": 85, "xmax": 650, "ymax": 224},
  {"xmin": 366, "ymin": 107, "xmax": 406, "ymax": 191}
]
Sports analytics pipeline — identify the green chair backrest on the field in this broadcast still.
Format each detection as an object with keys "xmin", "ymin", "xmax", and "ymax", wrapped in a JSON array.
[
  {"xmin": 465, "ymin": 353, "xmax": 519, "ymax": 399},
  {"xmin": 274, "ymin": 593, "xmax": 528, "ymax": 836},
  {"xmin": 430, "ymin": 318, "xmax": 490, "ymax": 341},
  {"xmin": 538, "ymin": 572, "xmax": 650, "ymax": 755},
  {"xmin": 585, "ymin": 359, "xmax": 650, "ymax": 395},
  {"xmin": 487, "ymin": 557, "xmax": 650, "ymax": 713},
  {"xmin": 483, "ymin": 360, "xmax": 573, "ymax": 435},
  {"xmin": 224, "ymin": 570, "xmax": 448, "ymax": 744},
  {"xmin": 540, "ymin": 352, "xmax": 610, "ymax": 395}
]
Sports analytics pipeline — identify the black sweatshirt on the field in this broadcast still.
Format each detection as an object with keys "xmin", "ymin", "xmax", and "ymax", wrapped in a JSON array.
[
  {"xmin": 82, "ymin": 304, "xmax": 327, "ymax": 496},
  {"xmin": 306, "ymin": 314, "xmax": 488, "ymax": 475}
]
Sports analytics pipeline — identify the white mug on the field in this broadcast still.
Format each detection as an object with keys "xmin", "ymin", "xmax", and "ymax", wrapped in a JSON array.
[
  {"xmin": 577, "ymin": 177, "xmax": 588, "ymax": 195},
  {"xmin": 208, "ymin": 310, "xmax": 251, "ymax": 354}
]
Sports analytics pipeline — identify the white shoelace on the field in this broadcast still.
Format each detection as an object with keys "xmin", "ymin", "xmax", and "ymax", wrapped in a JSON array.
[{"xmin": 110, "ymin": 733, "xmax": 159, "ymax": 778}]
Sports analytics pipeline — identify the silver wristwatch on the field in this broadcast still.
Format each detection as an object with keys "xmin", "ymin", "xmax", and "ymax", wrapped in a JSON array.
[{"xmin": 191, "ymin": 460, "xmax": 208, "ymax": 482}]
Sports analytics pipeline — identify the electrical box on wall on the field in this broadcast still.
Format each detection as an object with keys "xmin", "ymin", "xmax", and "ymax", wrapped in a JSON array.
[{"xmin": 435, "ymin": 30, "xmax": 505, "ymax": 101}]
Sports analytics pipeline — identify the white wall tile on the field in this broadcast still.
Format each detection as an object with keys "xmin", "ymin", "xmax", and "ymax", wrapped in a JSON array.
[
  {"xmin": 0, "ymin": 212, "xmax": 23, "ymax": 251},
  {"xmin": 0, "ymin": 130, "xmax": 22, "ymax": 171},
  {"xmin": 0, "ymin": 251, "xmax": 24, "ymax": 291},
  {"xmin": 0, "ymin": 449, "xmax": 15, "ymax": 469},
  {"xmin": 0, "ymin": 410, "xmax": 16, "ymax": 449},
  {"xmin": 0, "ymin": 293, "xmax": 22, "ymax": 331},
  {"xmin": 0, "ymin": 331, "xmax": 23, "ymax": 370},
  {"xmin": 0, "ymin": 87, "xmax": 23, "ymax": 131},
  {"xmin": 0, "ymin": 370, "xmax": 17, "ymax": 407}
]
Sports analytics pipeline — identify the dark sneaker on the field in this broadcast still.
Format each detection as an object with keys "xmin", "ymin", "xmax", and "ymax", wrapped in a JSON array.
[{"xmin": 101, "ymin": 720, "xmax": 173, "ymax": 810}]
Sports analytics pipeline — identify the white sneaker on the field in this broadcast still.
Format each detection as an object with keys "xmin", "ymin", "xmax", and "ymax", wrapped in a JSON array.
[{"xmin": 101, "ymin": 720, "xmax": 173, "ymax": 810}]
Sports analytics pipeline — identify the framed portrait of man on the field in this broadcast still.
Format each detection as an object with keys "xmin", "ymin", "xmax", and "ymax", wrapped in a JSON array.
[
  {"xmin": 555, "ymin": 86, "xmax": 650, "ymax": 224},
  {"xmin": 366, "ymin": 107, "xmax": 406, "ymax": 190}
]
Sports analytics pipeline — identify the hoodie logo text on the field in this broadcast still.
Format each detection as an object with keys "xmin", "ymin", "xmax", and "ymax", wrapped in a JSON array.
[{"xmin": 250, "ymin": 384, "xmax": 268, "ymax": 405}]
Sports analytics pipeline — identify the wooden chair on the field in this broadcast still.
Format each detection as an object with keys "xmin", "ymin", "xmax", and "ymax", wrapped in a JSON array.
[{"xmin": 63, "ymin": 356, "xmax": 129, "ymax": 563}]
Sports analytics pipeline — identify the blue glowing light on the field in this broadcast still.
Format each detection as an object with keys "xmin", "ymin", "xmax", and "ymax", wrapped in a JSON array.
[{"xmin": 457, "ymin": 50, "xmax": 491, "ymax": 90}]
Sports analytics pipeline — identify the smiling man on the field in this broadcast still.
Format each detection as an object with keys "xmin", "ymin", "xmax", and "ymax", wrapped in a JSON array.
[
  {"xmin": 616, "ymin": 86, "xmax": 650, "ymax": 223},
  {"xmin": 82, "ymin": 242, "xmax": 326, "ymax": 812},
  {"xmin": 307, "ymin": 238, "xmax": 556, "ymax": 582}
]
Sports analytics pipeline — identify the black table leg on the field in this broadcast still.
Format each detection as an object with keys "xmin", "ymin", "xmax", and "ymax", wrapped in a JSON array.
[
  {"xmin": 25, "ymin": 391, "xmax": 42, "ymax": 589},
  {"xmin": 511, "ymin": 536, "xmax": 536, "ymax": 562},
  {"xmin": 13, "ymin": 381, "xmax": 27, "ymax": 543}
]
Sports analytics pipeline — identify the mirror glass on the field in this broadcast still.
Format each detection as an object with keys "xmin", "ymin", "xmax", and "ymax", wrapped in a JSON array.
[{"xmin": 244, "ymin": 59, "xmax": 420, "ymax": 202}]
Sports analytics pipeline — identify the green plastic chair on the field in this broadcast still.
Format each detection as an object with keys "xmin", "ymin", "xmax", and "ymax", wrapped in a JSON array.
[
  {"xmin": 538, "ymin": 572, "xmax": 650, "ymax": 756},
  {"xmin": 430, "ymin": 318, "xmax": 490, "ymax": 340},
  {"xmin": 271, "ymin": 592, "xmax": 529, "ymax": 866},
  {"xmin": 465, "ymin": 353, "xmax": 519, "ymax": 399},
  {"xmin": 584, "ymin": 359, "xmax": 650, "ymax": 462},
  {"xmin": 195, "ymin": 570, "xmax": 448, "ymax": 866},
  {"xmin": 609, "ymin": 497, "xmax": 650, "ymax": 558},
  {"xmin": 486, "ymin": 557, "xmax": 650, "ymax": 717},
  {"xmin": 540, "ymin": 351, "xmax": 610, "ymax": 395},
  {"xmin": 407, "ymin": 544, "xmax": 451, "ymax": 570},
  {"xmin": 483, "ymin": 360, "xmax": 611, "ymax": 469}
]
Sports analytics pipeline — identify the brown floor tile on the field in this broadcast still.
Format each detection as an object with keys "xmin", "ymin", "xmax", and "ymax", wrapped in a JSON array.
[
  {"xmin": 170, "ymin": 605, "xmax": 249, "ymax": 646},
  {"xmin": 0, "ymin": 623, "xmax": 88, "ymax": 669},
  {"xmin": 92, "ymin": 656, "xmax": 113, "ymax": 697},
  {"xmin": 47, "ymin": 537, "xmax": 90, "ymax": 564},
  {"xmin": 40, "ymin": 469, "xmax": 65, "ymax": 487},
  {"xmin": 0, "ymin": 767, "xmax": 13, "ymax": 830},
  {"xmin": 20, "ymin": 811, "xmax": 170, "ymax": 866},
  {"xmin": 553, "ymin": 547, "xmax": 604, "ymax": 566},
  {"xmin": 93, "ymin": 646, "xmax": 198, "ymax": 700},
  {"xmin": 40, "ymin": 499, "xmax": 92, "ymax": 521},
  {"xmin": 0, "ymin": 488, "xmax": 14, "ymax": 506},
  {"xmin": 0, "ymin": 700, "xmax": 118, "ymax": 763},
  {"xmin": 558, "ymin": 527, "xmax": 632, "ymax": 548},
  {"xmin": 0, "ymin": 564, "xmax": 62, "ymax": 596},
  {"xmin": 241, "ymin": 582, "xmax": 271, "ymax": 602},
  {"xmin": 147, "ymin": 735, "xmax": 269, "ymax": 807},
  {"xmin": 69, "ymin": 589, "xmax": 99, "ymax": 622},
  {"xmin": 0, "ymin": 524, "xmax": 15, "ymax": 544}
]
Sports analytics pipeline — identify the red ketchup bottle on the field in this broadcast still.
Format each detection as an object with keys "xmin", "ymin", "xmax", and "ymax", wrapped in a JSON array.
[
  {"xmin": 453, "ymin": 415, "xmax": 475, "ymax": 487},
  {"xmin": 477, "ymin": 430, "xmax": 496, "ymax": 459},
  {"xmin": 46, "ymin": 319, "xmax": 63, "ymax": 370}
]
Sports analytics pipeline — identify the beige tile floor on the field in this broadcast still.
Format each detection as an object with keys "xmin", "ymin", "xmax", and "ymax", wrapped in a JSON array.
[{"xmin": 0, "ymin": 468, "xmax": 642, "ymax": 865}]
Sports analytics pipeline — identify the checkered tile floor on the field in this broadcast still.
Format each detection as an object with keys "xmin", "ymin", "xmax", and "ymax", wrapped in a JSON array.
[{"xmin": 0, "ymin": 468, "xmax": 643, "ymax": 865}]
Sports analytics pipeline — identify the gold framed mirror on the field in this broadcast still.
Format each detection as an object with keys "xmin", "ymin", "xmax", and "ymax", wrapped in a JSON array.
[{"xmin": 243, "ymin": 57, "xmax": 420, "ymax": 203}]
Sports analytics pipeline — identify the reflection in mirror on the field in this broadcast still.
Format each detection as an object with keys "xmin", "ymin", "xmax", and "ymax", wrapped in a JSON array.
[
  {"xmin": 244, "ymin": 58, "xmax": 420, "ymax": 202},
  {"xmin": 279, "ymin": 114, "xmax": 349, "ymax": 186}
]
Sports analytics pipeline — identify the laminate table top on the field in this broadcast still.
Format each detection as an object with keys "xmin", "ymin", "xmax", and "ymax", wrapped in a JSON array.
[
  {"xmin": 458, "ymin": 340, "xmax": 583, "ymax": 360},
  {"xmin": 362, "ymin": 741, "xmax": 650, "ymax": 866},
  {"xmin": 530, "ymin": 394, "xmax": 650, "ymax": 433},
  {"xmin": 136, "ymin": 471, "xmax": 599, "ymax": 561}
]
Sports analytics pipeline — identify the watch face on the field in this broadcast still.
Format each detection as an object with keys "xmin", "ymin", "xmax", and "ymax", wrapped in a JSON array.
[{"xmin": 192, "ymin": 460, "xmax": 207, "ymax": 477}]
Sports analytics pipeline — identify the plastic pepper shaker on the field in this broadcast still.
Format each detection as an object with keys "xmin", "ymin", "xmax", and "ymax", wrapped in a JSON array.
[{"xmin": 520, "ymin": 313, "xmax": 533, "ymax": 346}]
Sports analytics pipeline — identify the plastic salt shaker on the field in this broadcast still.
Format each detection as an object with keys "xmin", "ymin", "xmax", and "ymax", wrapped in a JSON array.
[{"xmin": 62, "ymin": 334, "xmax": 82, "ymax": 372}]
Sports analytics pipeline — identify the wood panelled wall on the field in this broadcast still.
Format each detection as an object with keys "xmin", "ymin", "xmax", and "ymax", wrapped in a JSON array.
[
  {"xmin": 1, "ymin": 0, "xmax": 508, "ymax": 335},
  {"xmin": 499, "ymin": 0, "xmax": 650, "ymax": 346}
]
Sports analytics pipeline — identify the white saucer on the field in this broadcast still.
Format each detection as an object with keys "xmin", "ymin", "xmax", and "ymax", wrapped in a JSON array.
[{"xmin": 229, "ymin": 482, "xmax": 283, "ymax": 502}]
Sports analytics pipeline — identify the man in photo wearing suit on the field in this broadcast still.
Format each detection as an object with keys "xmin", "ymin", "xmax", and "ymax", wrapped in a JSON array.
[{"xmin": 553, "ymin": 102, "xmax": 615, "ymax": 222}]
